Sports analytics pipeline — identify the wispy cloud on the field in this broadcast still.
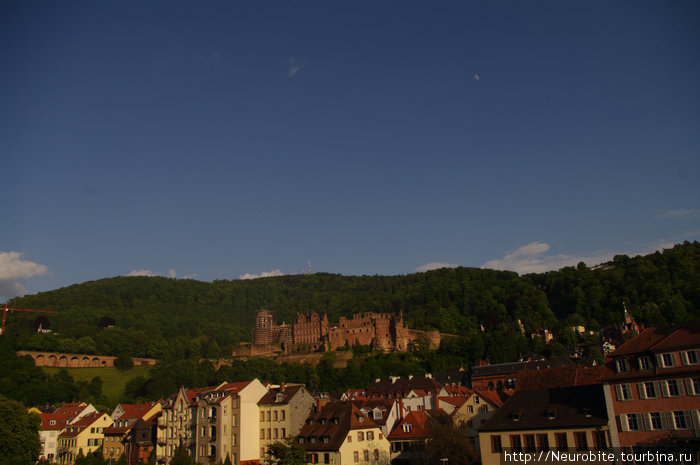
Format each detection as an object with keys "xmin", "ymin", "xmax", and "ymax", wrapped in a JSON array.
[
  {"xmin": 126, "ymin": 269, "xmax": 157, "ymax": 277},
  {"xmin": 239, "ymin": 269, "xmax": 285, "ymax": 280},
  {"xmin": 482, "ymin": 239, "xmax": 681, "ymax": 275},
  {"xmin": 287, "ymin": 57, "xmax": 305, "ymax": 77},
  {"xmin": 473, "ymin": 73, "xmax": 480, "ymax": 81},
  {"xmin": 126, "ymin": 268, "xmax": 186, "ymax": 279},
  {"xmin": 0, "ymin": 252, "xmax": 49, "ymax": 299},
  {"xmin": 415, "ymin": 262, "xmax": 459, "ymax": 272},
  {"xmin": 654, "ymin": 209, "xmax": 700, "ymax": 220}
]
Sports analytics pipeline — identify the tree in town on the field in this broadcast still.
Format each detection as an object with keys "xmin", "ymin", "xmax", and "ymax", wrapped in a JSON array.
[
  {"xmin": 265, "ymin": 437, "xmax": 306, "ymax": 465},
  {"xmin": 0, "ymin": 394, "xmax": 41, "ymax": 465}
]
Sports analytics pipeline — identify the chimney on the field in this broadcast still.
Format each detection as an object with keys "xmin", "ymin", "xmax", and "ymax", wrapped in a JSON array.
[{"xmin": 280, "ymin": 383, "xmax": 286, "ymax": 392}]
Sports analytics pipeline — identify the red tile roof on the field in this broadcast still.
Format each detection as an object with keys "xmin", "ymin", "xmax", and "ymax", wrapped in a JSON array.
[
  {"xmin": 298, "ymin": 402, "xmax": 379, "ymax": 451},
  {"xmin": 388, "ymin": 411, "xmax": 432, "ymax": 440},
  {"xmin": 115, "ymin": 402, "xmax": 158, "ymax": 420},
  {"xmin": 39, "ymin": 413, "xmax": 71, "ymax": 431},
  {"xmin": 514, "ymin": 365, "xmax": 605, "ymax": 391}
]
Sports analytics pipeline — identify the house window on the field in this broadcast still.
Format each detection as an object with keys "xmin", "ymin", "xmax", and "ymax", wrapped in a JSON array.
[
  {"xmin": 644, "ymin": 382, "xmax": 658, "ymax": 398},
  {"xmin": 273, "ymin": 410, "xmax": 278, "ymax": 421},
  {"xmin": 510, "ymin": 435, "xmax": 522, "ymax": 452},
  {"xmin": 649, "ymin": 412, "xmax": 662, "ymax": 430},
  {"xmin": 480, "ymin": 405, "xmax": 488, "ymax": 412},
  {"xmin": 524, "ymin": 435, "xmax": 536, "ymax": 452},
  {"xmin": 574, "ymin": 432, "xmax": 587, "ymax": 451},
  {"xmin": 260, "ymin": 429, "xmax": 265, "ymax": 439},
  {"xmin": 638, "ymin": 357, "xmax": 651, "ymax": 371},
  {"xmin": 627, "ymin": 414, "xmax": 640, "ymax": 431},
  {"xmin": 402, "ymin": 424, "xmax": 412, "ymax": 433},
  {"xmin": 373, "ymin": 411, "xmax": 382, "ymax": 420},
  {"xmin": 274, "ymin": 429, "xmax": 278, "ymax": 439},
  {"xmin": 593, "ymin": 431, "xmax": 607, "ymax": 450},
  {"xmin": 475, "ymin": 396, "xmax": 480, "ymax": 404},
  {"xmin": 468, "ymin": 405, "xmax": 473, "ymax": 414},
  {"xmin": 353, "ymin": 451, "xmax": 359, "ymax": 463},
  {"xmin": 357, "ymin": 431, "xmax": 364, "ymax": 441},
  {"xmin": 267, "ymin": 411, "xmax": 271, "ymax": 422},
  {"xmin": 616, "ymin": 358, "xmax": 629, "ymax": 373},
  {"xmin": 537, "ymin": 434, "xmax": 549, "ymax": 451},
  {"xmin": 616, "ymin": 384, "xmax": 633, "ymax": 401},
  {"xmin": 692, "ymin": 377, "xmax": 700, "ymax": 395},
  {"xmin": 666, "ymin": 379, "xmax": 681, "ymax": 397},
  {"xmin": 347, "ymin": 435, "xmax": 352, "ymax": 443},
  {"xmin": 324, "ymin": 453, "xmax": 330, "ymax": 464},
  {"xmin": 282, "ymin": 428, "xmax": 286, "ymax": 438},
  {"xmin": 260, "ymin": 412, "xmax": 265, "ymax": 422},
  {"xmin": 281, "ymin": 410, "xmax": 286, "ymax": 420},
  {"xmin": 555, "ymin": 433, "xmax": 568, "ymax": 451},
  {"xmin": 367, "ymin": 431, "xmax": 374, "ymax": 440},
  {"xmin": 661, "ymin": 353, "xmax": 675, "ymax": 368},
  {"xmin": 683, "ymin": 350, "xmax": 699, "ymax": 365},
  {"xmin": 673, "ymin": 411, "xmax": 689, "ymax": 429},
  {"xmin": 363, "ymin": 450, "xmax": 369, "ymax": 461}
]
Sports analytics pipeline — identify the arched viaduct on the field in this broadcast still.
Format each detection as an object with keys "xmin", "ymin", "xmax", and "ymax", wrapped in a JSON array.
[{"xmin": 16, "ymin": 351, "xmax": 157, "ymax": 368}]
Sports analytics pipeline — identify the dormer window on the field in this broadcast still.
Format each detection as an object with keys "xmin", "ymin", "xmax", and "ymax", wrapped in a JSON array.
[
  {"xmin": 616, "ymin": 358, "xmax": 630, "ymax": 373},
  {"xmin": 373, "ymin": 411, "xmax": 383, "ymax": 420},
  {"xmin": 658, "ymin": 353, "xmax": 675, "ymax": 368},
  {"xmin": 682, "ymin": 350, "xmax": 699, "ymax": 366},
  {"xmin": 638, "ymin": 357, "xmax": 651, "ymax": 371},
  {"xmin": 403, "ymin": 423, "xmax": 413, "ymax": 433},
  {"xmin": 276, "ymin": 393, "xmax": 284, "ymax": 403}
]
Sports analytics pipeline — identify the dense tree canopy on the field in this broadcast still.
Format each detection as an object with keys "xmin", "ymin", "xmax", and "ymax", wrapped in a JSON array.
[{"xmin": 0, "ymin": 394, "xmax": 41, "ymax": 465}]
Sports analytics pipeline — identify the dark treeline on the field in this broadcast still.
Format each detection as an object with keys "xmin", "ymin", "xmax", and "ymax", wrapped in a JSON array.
[{"xmin": 7, "ymin": 241, "xmax": 700, "ymax": 362}]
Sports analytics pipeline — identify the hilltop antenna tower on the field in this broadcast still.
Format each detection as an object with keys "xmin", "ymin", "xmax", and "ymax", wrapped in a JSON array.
[{"xmin": 308, "ymin": 259, "xmax": 311, "ymax": 275}]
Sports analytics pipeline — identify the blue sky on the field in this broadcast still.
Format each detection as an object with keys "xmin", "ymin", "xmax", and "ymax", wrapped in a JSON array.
[{"xmin": 1, "ymin": 1, "xmax": 699, "ymax": 299}]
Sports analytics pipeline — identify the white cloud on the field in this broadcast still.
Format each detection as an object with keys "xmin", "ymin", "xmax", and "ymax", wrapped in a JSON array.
[
  {"xmin": 167, "ymin": 269, "xmax": 177, "ymax": 279},
  {"xmin": 239, "ymin": 269, "xmax": 285, "ymax": 280},
  {"xmin": 654, "ymin": 209, "xmax": 700, "ymax": 220},
  {"xmin": 482, "ymin": 239, "xmax": 682, "ymax": 275},
  {"xmin": 0, "ymin": 252, "xmax": 49, "ymax": 299},
  {"xmin": 415, "ymin": 262, "xmax": 459, "ymax": 272},
  {"xmin": 126, "ymin": 269, "xmax": 157, "ymax": 277},
  {"xmin": 473, "ymin": 73, "xmax": 480, "ymax": 81},
  {"xmin": 0, "ymin": 252, "xmax": 49, "ymax": 280}
]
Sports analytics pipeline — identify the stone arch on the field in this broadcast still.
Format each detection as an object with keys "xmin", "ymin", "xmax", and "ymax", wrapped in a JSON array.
[
  {"xmin": 58, "ymin": 355, "xmax": 68, "ymax": 367},
  {"xmin": 48, "ymin": 354, "xmax": 57, "ymax": 366},
  {"xmin": 81, "ymin": 356, "xmax": 90, "ymax": 367},
  {"xmin": 70, "ymin": 356, "xmax": 80, "ymax": 367},
  {"xmin": 35, "ymin": 354, "xmax": 45, "ymax": 366},
  {"xmin": 91, "ymin": 357, "xmax": 100, "ymax": 367}
]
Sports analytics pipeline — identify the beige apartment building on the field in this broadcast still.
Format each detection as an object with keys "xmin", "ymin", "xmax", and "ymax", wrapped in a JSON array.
[{"xmin": 258, "ymin": 383, "xmax": 315, "ymax": 460}]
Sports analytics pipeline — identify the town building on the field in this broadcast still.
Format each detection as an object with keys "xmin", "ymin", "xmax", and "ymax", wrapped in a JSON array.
[
  {"xmin": 103, "ymin": 401, "xmax": 161, "ymax": 462},
  {"xmin": 192, "ymin": 380, "xmax": 268, "ymax": 464},
  {"xmin": 478, "ymin": 385, "xmax": 611, "ymax": 465},
  {"xmin": 56, "ymin": 411, "xmax": 114, "ymax": 464},
  {"xmin": 258, "ymin": 383, "xmax": 315, "ymax": 460},
  {"xmin": 296, "ymin": 401, "xmax": 390, "ymax": 465},
  {"xmin": 157, "ymin": 386, "xmax": 211, "ymax": 462},
  {"xmin": 38, "ymin": 412, "xmax": 71, "ymax": 461},
  {"xmin": 387, "ymin": 410, "xmax": 434, "ymax": 465},
  {"xmin": 601, "ymin": 322, "xmax": 700, "ymax": 451},
  {"xmin": 470, "ymin": 357, "xmax": 574, "ymax": 392},
  {"xmin": 437, "ymin": 389, "xmax": 505, "ymax": 452}
]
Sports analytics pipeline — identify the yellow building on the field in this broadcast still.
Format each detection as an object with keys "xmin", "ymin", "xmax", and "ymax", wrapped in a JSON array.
[
  {"xmin": 438, "ymin": 389, "xmax": 504, "ymax": 453},
  {"xmin": 478, "ymin": 386, "xmax": 610, "ymax": 465},
  {"xmin": 56, "ymin": 412, "xmax": 113, "ymax": 464},
  {"xmin": 258, "ymin": 384, "xmax": 315, "ymax": 460},
  {"xmin": 297, "ymin": 402, "xmax": 390, "ymax": 465}
]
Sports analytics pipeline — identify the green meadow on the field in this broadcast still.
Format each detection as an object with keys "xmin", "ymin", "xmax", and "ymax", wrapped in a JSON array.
[{"xmin": 42, "ymin": 365, "xmax": 153, "ymax": 405}]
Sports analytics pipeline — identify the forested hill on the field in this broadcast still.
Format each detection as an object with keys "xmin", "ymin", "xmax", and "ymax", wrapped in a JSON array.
[{"xmin": 7, "ymin": 241, "xmax": 699, "ymax": 360}]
